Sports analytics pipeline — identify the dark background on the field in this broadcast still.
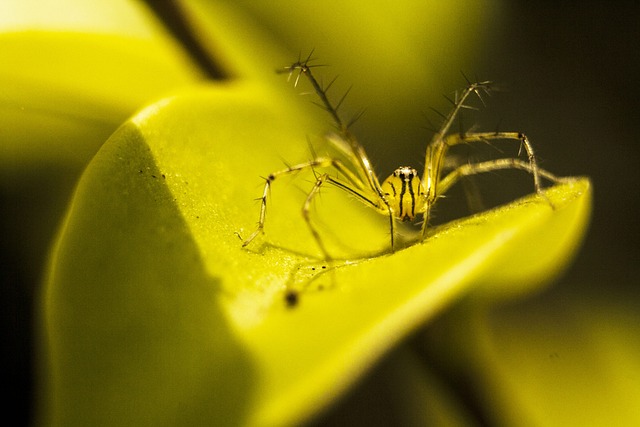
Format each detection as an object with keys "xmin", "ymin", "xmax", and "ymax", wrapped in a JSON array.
[
  {"xmin": 2, "ymin": 1, "xmax": 638, "ymax": 425},
  {"xmin": 481, "ymin": 1, "xmax": 639, "ymax": 295}
]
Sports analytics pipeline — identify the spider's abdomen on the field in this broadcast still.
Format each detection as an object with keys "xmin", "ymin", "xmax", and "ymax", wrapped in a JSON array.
[{"xmin": 381, "ymin": 167, "xmax": 425, "ymax": 221}]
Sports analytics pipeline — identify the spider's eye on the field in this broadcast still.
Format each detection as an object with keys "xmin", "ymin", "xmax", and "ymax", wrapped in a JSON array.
[{"xmin": 393, "ymin": 166, "xmax": 417, "ymax": 180}]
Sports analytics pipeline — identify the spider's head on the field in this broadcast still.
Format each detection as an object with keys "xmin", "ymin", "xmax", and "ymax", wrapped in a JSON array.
[{"xmin": 381, "ymin": 167, "xmax": 425, "ymax": 221}]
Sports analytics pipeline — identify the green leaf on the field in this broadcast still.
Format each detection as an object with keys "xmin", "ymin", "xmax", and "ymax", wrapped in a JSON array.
[
  {"xmin": 40, "ymin": 80, "xmax": 591, "ymax": 426},
  {"xmin": 423, "ymin": 288, "xmax": 640, "ymax": 426},
  {"xmin": 0, "ymin": 0, "xmax": 204, "ymax": 179}
]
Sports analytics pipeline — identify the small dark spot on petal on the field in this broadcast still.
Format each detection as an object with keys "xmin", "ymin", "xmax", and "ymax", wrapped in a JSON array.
[{"xmin": 285, "ymin": 290, "xmax": 299, "ymax": 308}]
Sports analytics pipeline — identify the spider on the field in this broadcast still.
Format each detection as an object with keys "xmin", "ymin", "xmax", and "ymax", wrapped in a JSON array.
[{"xmin": 239, "ymin": 53, "xmax": 560, "ymax": 259}]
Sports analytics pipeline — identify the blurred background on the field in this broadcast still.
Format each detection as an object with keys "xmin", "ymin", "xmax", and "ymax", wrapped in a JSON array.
[{"xmin": 2, "ymin": 0, "xmax": 638, "ymax": 425}]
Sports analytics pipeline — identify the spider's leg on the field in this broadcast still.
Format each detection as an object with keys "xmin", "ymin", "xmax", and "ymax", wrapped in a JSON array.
[
  {"xmin": 422, "ymin": 82, "xmax": 494, "ymax": 219},
  {"xmin": 441, "ymin": 154, "xmax": 485, "ymax": 214},
  {"xmin": 388, "ymin": 207, "xmax": 396, "ymax": 251},
  {"xmin": 281, "ymin": 56, "xmax": 346, "ymax": 133},
  {"xmin": 240, "ymin": 156, "xmax": 386, "ymax": 257},
  {"xmin": 302, "ymin": 173, "xmax": 333, "ymax": 259},
  {"xmin": 420, "ymin": 159, "xmax": 562, "ymax": 241},
  {"xmin": 282, "ymin": 56, "xmax": 388, "ymax": 220},
  {"xmin": 420, "ymin": 204, "xmax": 432, "ymax": 241},
  {"xmin": 323, "ymin": 174, "xmax": 396, "ymax": 253},
  {"xmin": 437, "ymin": 158, "xmax": 563, "ymax": 196},
  {"xmin": 239, "ymin": 158, "xmax": 335, "ymax": 248},
  {"xmin": 442, "ymin": 131, "xmax": 543, "ymax": 194},
  {"xmin": 428, "ymin": 81, "xmax": 492, "ymax": 144}
]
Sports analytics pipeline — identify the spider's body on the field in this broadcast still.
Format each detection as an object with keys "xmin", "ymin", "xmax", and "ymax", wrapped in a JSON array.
[
  {"xmin": 381, "ymin": 167, "xmax": 424, "ymax": 222},
  {"xmin": 239, "ymin": 54, "xmax": 560, "ymax": 259}
]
